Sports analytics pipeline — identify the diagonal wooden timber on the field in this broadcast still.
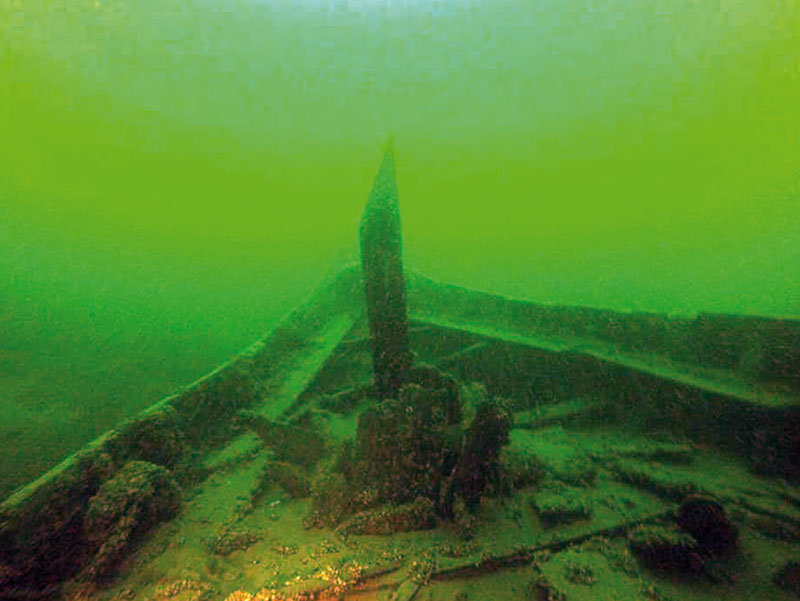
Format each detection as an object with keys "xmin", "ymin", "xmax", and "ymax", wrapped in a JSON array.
[
  {"xmin": 411, "ymin": 314, "xmax": 797, "ymax": 409},
  {"xmin": 359, "ymin": 138, "xmax": 412, "ymax": 399},
  {"xmin": 404, "ymin": 272, "xmax": 798, "ymax": 409}
]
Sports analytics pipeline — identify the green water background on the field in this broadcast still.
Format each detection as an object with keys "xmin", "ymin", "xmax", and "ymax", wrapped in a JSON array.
[{"xmin": 1, "ymin": 0, "xmax": 798, "ymax": 498}]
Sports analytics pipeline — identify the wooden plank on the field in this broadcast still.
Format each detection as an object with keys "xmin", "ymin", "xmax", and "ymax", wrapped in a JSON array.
[
  {"xmin": 413, "ymin": 314, "xmax": 796, "ymax": 409},
  {"xmin": 359, "ymin": 139, "xmax": 412, "ymax": 399},
  {"xmin": 253, "ymin": 312, "xmax": 359, "ymax": 419}
]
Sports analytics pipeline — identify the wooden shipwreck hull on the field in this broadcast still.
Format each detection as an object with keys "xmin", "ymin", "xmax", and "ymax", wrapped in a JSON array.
[
  {"xmin": 2, "ymin": 145, "xmax": 799, "ymax": 601},
  {"xmin": 1, "ymin": 264, "xmax": 798, "ymax": 601}
]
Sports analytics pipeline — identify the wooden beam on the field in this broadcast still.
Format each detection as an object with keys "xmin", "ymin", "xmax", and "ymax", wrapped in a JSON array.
[{"xmin": 359, "ymin": 139, "xmax": 412, "ymax": 399}]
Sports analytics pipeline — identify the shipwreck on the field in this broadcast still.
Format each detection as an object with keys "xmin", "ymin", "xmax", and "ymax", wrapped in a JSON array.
[{"xmin": 1, "ymin": 143, "xmax": 800, "ymax": 601}]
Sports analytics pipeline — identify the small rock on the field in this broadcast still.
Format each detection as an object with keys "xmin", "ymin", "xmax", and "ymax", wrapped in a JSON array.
[{"xmin": 677, "ymin": 494, "xmax": 738, "ymax": 557}]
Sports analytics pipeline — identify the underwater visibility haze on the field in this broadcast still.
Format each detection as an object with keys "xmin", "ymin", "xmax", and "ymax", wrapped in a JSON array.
[{"xmin": 1, "ymin": 1, "xmax": 800, "ymax": 598}]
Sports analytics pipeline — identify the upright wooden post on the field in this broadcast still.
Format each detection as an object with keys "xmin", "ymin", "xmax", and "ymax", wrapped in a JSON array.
[{"xmin": 359, "ymin": 138, "xmax": 412, "ymax": 399}]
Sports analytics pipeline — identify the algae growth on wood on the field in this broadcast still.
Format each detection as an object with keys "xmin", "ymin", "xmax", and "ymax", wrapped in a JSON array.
[
  {"xmin": 359, "ymin": 138, "xmax": 413, "ymax": 400},
  {"xmin": 1, "ymin": 145, "xmax": 799, "ymax": 601}
]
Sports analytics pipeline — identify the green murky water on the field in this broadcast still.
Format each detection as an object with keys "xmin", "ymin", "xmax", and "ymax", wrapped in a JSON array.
[{"xmin": 1, "ymin": 0, "xmax": 798, "ymax": 498}]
